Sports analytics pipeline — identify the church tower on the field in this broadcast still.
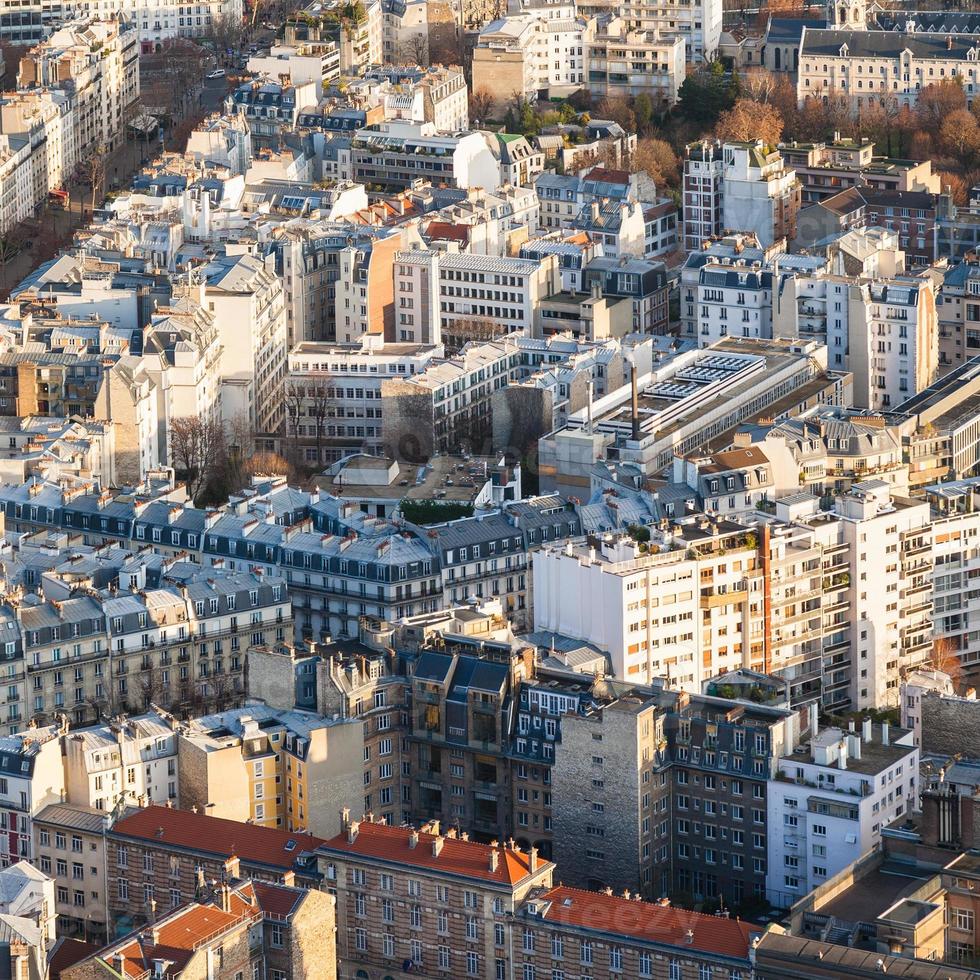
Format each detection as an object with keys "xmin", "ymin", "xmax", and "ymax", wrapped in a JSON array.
[{"xmin": 828, "ymin": 0, "xmax": 867, "ymax": 30}]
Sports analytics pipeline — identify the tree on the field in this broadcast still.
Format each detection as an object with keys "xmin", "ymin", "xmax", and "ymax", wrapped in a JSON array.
[
  {"xmin": 930, "ymin": 636, "xmax": 963, "ymax": 689},
  {"xmin": 716, "ymin": 99, "xmax": 784, "ymax": 145},
  {"xmin": 742, "ymin": 67, "xmax": 779, "ymax": 104},
  {"xmin": 0, "ymin": 228, "xmax": 26, "ymax": 297},
  {"xmin": 248, "ymin": 451, "xmax": 291, "ymax": 478},
  {"xmin": 402, "ymin": 31, "xmax": 429, "ymax": 66},
  {"xmin": 916, "ymin": 79, "xmax": 966, "ymax": 135},
  {"xmin": 596, "ymin": 95, "xmax": 636, "ymax": 134},
  {"xmin": 634, "ymin": 93, "xmax": 654, "ymax": 134},
  {"xmin": 74, "ymin": 144, "xmax": 108, "ymax": 217},
  {"xmin": 940, "ymin": 109, "xmax": 980, "ymax": 166},
  {"xmin": 632, "ymin": 138, "xmax": 681, "ymax": 190},
  {"xmin": 170, "ymin": 415, "xmax": 225, "ymax": 502},
  {"xmin": 469, "ymin": 88, "xmax": 495, "ymax": 126},
  {"xmin": 677, "ymin": 60, "xmax": 736, "ymax": 128},
  {"xmin": 938, "ymin": 170, "xmax": 970, "ymax": 206},
  {"xmin": 206, "ymin": 11, "xmax": 245, "ymax": 57}
]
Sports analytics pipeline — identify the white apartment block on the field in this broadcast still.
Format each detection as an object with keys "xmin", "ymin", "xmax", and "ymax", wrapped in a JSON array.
[
  {"xmin": 472, "ymin": 13, "xmax": 591, "ymax": 110},
  {"xmin": 835, "ymin": 481, "xmax": 933, "ymax": 710},
  {"xmin": 202, "ymin": 251, "xmax": 288, "ymax": 447},
  {"xmin": 17, "ymin": 18, "xmax": 139, "ymax": 157},
  {"xmin": 826, "ymin": 274, "xmax": 938, "ymax": 411},
  {"xmin": 0, "ymin": 728, "xmax": 65, "ymax": 862},
  {"xmin": 286, "ymin": 339, "xmax": 442, "ymax": 462},
  {"xmin": 585, "ymin": 19, "xmax": 685, "ymax": 108},
  {"xmin": 722, "ymin": 142, "xmax": 801, "ymax": 249},
  {"xmin": 931, "ymin": 501, "xmax": 980, "ymax": 679},
  {"xmin": 578, "ymin": 0, "xmax": 722, "ymax": 62},
  {"xmin": 690, "ymin": 257, "xmax": 773, "ymax": 347},
  {"xmin": 394, "ymin": 250, "xmax": 560, "ymax": 346},
  {"xmin": 767, "ymin": 717, "xmax": 917, "ymax": 908},
  {"xmin": 62, "ymin": 713, "xmax": 178, "ymax": 812}
]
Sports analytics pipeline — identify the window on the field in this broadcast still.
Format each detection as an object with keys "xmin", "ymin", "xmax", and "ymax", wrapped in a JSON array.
[
  {"xmin": 466, "ymin": 952, "xmax": 479, "ymax": 976},
  {"xmin": 439, "ymin": 946, "xmax": 451, "ymax": 969},
  {"xmin": 953, "ymin": 907, "xmax": 975, "ymax": 932},
  {"xmin": 355, "ymin": 928, "xmax": 367, "ymax": 952}
]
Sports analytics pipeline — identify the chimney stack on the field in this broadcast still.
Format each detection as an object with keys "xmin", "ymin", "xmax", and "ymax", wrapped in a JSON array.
[
  {"xmin": 347, "ymin": 820, "xmax": 360, "ymax": 844},
  {"xmin": 882, "ymin": 722, "xmax": 889, "ymax": 746},
  {"xmin": 489, "ymin": 850, "xmax": 499, "ymax": 873},
  {"xmin": 839, "ymin": 738, "xmax": 848, "ymax": 771},
  {"xmin": 529, "ymin": 846, "xmax": 538, "ymax": 873},
  {"xmin": 409, "ymin": 830, "xmax": 419, "ymax": 849},
  {"xmin": 432, "ymin": 836, "xmax": 444, "ymax": 857},
  {"xmin": 862, "ymin": 717, "xmax": 872, "ymax": 743}
]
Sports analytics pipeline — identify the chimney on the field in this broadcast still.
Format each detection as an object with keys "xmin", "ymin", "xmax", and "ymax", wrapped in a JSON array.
[
  {"xmin": 808, "ymin": 701, "xmax": 819, "ymax": 737},
  {"xmin": 347, "ymin": 820, "xmax": 360, "ymax": 844},
  {"xmin": 489, "ymin": 850, "xmax": 499, "ymax": 873},
  {"xmin": 529, "ymin": 846, "xmax": 538, "ymax": 873},
  {"xmin": 340, "ymin": 807, "xmax": 351, "ymax": 831},
  {"xmin": 113, "ymin": 953, "xmax": 126, "ymax": 975},
  {"xmin": 848, "ymin": 733, "xmax": 862, "ymax": 760},
  {"xmin": 432, "ymin": 835, "xmax": 444, "ymax": 857},
  {"xmin": 630, "ymin": 362, "xmax": 640, "ymax": 442},
  {"xmin": 862, "ymin": 717, "xmax": 872, "ymax": 742},
  {"xmin": 839, "ymin": 738, "xmax": 848, "ymax": 771},
  {"xmin": 882, "ymin": 722, "xmax": 889, "ymax": 746},
  {"xmin": 219, "ymin": 884, "xmax": 232, "ymax": 914},
  {"xmin": 409, "ymin": 831, "xmax": 419, "ymax": 849}
]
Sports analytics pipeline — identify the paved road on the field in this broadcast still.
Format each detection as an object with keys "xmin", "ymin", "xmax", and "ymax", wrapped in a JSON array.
[{"xmin": 0, "ymin": 73, "xmax": 230, "ymax": 295}]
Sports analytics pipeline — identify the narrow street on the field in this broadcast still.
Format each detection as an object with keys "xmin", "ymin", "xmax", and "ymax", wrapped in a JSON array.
[{"xmin": 2, "ymin": 73, "xmax": 230, "ymax": 295}]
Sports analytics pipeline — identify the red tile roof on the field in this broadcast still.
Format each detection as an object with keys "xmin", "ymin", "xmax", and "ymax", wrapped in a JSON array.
[
  {"xmin": 319, "ymin": 820, "xmax": 552, "ymax": 886},
  {"xmin": 104, "ymin": 890, "xmax": 261, "ymax": 979},
  {"xmin": 252, "ymin": 880, "xmax": 305, "ymax": 918},
  {"xmin": 424, "ymin": 220, "xmax": 471, "ymax": 244},
  {"xmin": 532, "ymin": 886, "xmax": 760, "ymax": 960},
  {"xmin": 50, "ymin": 938, "xmax": 99, "ymax": 980},
  {"xmin": 584, "ymin": 167, "xmax": 631, "ymax": 185},
  {"xmin": 110, "ymin": 805, "xmax": 325, "ymax": 870}
]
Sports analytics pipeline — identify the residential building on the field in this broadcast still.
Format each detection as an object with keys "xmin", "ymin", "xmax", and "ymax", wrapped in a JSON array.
[
  {"xmin": 63, "ymin": 877, "xmax": 336, "ymax": 980},
  {"xmin": 767, "ymin": 717, "xmax": 918, "ymax": 908},
  {"xmin": 32, "ymin": 802, "xmax": 108, "ymax": 944},
  {"xmin": 318, "ymin": 814, "xmax": 555, "ymax": 979},
  {"xmin": 105, "ymin": 804, "xmax": 326, "ymax": 933},
  {"xmin": 683, "ymin": 140, "xmax": 725, "ymax": 250},
  {"xmin": 722, "ymin": 141, "xmax": 801, "ymax": 249},
  {"xmin": 17, "ymin": 18, "xmax": 139, "ymax": 157},
  {"xmin": 175, "ymin": 704, "xmax": 362, "ymax": 838}
]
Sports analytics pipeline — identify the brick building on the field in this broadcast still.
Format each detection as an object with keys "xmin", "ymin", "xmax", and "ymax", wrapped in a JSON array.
[
  {"xmin": 515, "ymin": 885, "xmax": 759, "ymax": 980},
  {"xmin": 104, "ymin": 804, "xmax": 325, "ymax": 935},
  {"xmin": 61, "ymin": 878, "xmax": 336, "ymax": 980},
  {"xmin": 318, "ymin": 814, "xmax": 554, "ymax": 979}
]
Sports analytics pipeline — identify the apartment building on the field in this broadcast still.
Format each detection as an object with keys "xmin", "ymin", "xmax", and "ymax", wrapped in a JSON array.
[
  {"xmin": 767, "ymin": 717, "xmax": 918, "ymax": 908},
  {"xmin": 515, "ymin": 886, "xmax": 758, "ymax": 980},
  {"xmin": 577, "ymin": 0, "xmax": 722, "ymax": 62},
  {"xmin": 202, "ymin": 252, "xmax": 288, "ymax": 446},
  {"xmin": 722, "ymin": 142, "xmax": 801, "ymax": 249},
  {"xmin": 319, "ymin": 814, "xmax": 556, "ymax": 979},
  {"xmin": 105, "ymin": 804, "xmax": 326, "ymax": 932},
  {"xmin": 937, "ymin": 257, "xmax": 980, "ymax": 374},
  {"xmin": 21, "ymin": 567, "xmax": 292, "ymax": 727},
  {"xmin": 551, "ymin": 684, "xmax": 794, "ymax": 905},
  {"xmin": 0, "ymin": 726, "xmax": 64, "ymax": 862},
  {"xmin": 827, "ymin": 272, "xmax": 938, "ymax": 413},
  {"xmin": 64, "ymin": 877, "xmax": 335, "ymax": 980},
  {"xmin": 175, "ymin": 704, "xmax": 362, "ymax": 838},
  {"xmin": 362, "ymin": 67, "xmax": 468, "ymax": 133},
  {"xmin": 585, "ymin": 20, "xmax": 686, "ymax": 108},
  {"xmin": 286, "ymin": 340, "xmax": 441, "ymax": 463},
  {"xmin": 348, "ymin": 123, "xmax": 500, "ymax": 194},
  {"xmin": 62, "ymin": 712, "xmax": 178, "ymax": 812},
  {"xmin": 471, "ymin": 13, "xmax": 592, "ymax": 113},
  {"xmin": 17, "ymin": 18, "xmax": 139, "ymax": 157},
  {"xmin": 32, "ymin": 802, "xmax": 108, "ymax": 944},
  {"xmin": 834, "ymin": 481, "xmax": 932, "ymax": 710},
  {"xmin": 286, "ymin": 0, "xmax": 383, "ymax": 73}
]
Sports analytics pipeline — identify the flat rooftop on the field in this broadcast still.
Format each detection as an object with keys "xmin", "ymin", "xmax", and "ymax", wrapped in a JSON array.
[{"xmin": 817, "ymin": 862, "xmax": 930, "ymax": 923}]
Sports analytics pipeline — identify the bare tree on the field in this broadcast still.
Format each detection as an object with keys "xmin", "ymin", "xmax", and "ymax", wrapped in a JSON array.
[
  {"xmin": 248, "ymin": 451, "xmax": 291, "ymax": 478},
  {"xmin": 402, "ymin": 31, "xmax": 429, "ymax": 66},
  {"xmin": 0, "ymin": 228, "xmax": 26, "ymax": 297},
  {"xmin": 206, "ymin": 11, "xmax": 245, "ymax": 57},
  {"xmin": 74, "ymin": 145, "xmax": 108, "ymax": 218},
  {"xmin": 170, "ymin": 415, "xmax": 225, "ymax": 502},
  {"xmin": 469, "ymin": 88, "xmax": 495, "ymax": 126},
  {"xmin": 442, "ymin": 316, "xmax": 500, "ymax": 356},
  {"xmin": 930, "ymin": 636, "xmax": 963, "ymax": 689}
]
